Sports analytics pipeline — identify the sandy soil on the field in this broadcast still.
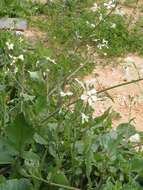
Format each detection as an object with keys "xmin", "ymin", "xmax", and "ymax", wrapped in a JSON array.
[
  {"xmin": 24, "ymin": 28, "xmax": 47, "ymax": 44},
  {"xmin": 84, "ymin": 54, "xmax": 143, "ymax": 130}
]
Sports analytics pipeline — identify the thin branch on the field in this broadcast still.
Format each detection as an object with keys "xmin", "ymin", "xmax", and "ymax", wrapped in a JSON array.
[
  {"xmin": 95, "ymin": 2, "xmax": 118, "ymax": 28},
  {"xmin": 0, "ymin": 166, "xmax": 10, "ymax": 175},
  {"xmin": 41, "ymin": 77, "xmax": 143, "ymax": 123},
  {"xmin": 48, "ymin": 61, "xmax": 89, "ymax": 97},
  {"xmin": 96, "ymin": 77, "xmax": 143, "ymax": 94},
  {"xmin": 30, "ymin": 175, "xmax": 80, "ymax": 190}
]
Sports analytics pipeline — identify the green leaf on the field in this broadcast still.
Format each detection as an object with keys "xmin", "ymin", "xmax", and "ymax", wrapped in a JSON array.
[
  {"xmin": 131, "ymin": 158, "xmax": 143, "ymax": 172},
  {"xmin": 28, "ymin": 71, "xmax": 42, "ymax": 81},
  {"xmin": 22, "ymin": 151, "xmax": 40, "ymax": 162},
  {"xmin": 0, "ymin": 153, "xmax": 13, "ymax": 165},
  {"xmin": 34, "ymin": 96, "xmax": 47, "ymax": 114},
  {"xmin": 34, "ymin": 133, "xmax": 47, "ymax": 145},
  {"xmin": 94, "ymin": 108, "xmax": 112, "ymax": 129},
  {"xmin": 21, "ymin": 93, "xmax": 35, "ymax": 102},
  {"xmin": 48, "ymin": 167, "xmax": 69, "ymax": 186},
  {"xmin": 116, "ymin": 123, "xmax": 136, "ymax": 138},
  {"xmin": 0, "ymin": 178, "xmax": 32, "ymax": 190},
  {"xmin": 0, "ymin": 139, "xmax": 15, "ymax": 164},
  {"xmin": 0, "ymin": 176, "xmax": 6, "ymax": 184},
  {"xmin": 6, "ymin": 113, "xmax": 34, "ymax": 153},
  {"xmin": 75, "ymin": 141, "xmax": 84, "ymax": 154}
]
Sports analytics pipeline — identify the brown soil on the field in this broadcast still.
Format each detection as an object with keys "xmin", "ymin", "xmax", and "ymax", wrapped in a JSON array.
[
  {"xmin": 118, "ymin": 0, "xmax": 143, "ymax": 24},
  {"xmin": 84, "ymin": 54, "xmax": 143, "ymax": 131},
  {"xmin": 24, "ymin": 28, "xmax": 47, "ymax": 44}
]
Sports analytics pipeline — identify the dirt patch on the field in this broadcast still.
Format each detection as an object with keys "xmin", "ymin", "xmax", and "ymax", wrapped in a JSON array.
[
  {"xmin": 23, "ymin": 15, "xmax": 48, "ymax": 45},
  {"xmin": 118, "ymin": 0, "xmax": 143, "ymax": 24},
  {"xmin": 84, "ymin": 54, "xmax": 143, "ymax": 131},
  {"xmin": 24, "ymin": 28, "xmax": 47, "ymax": 44}
]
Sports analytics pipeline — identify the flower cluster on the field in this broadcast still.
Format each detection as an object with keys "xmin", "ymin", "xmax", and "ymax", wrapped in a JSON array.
[
  {"xmin": 81, "ymin": 88, "xmax": 97, "ymax": 106},
  {"xmin": 97, "ymin": 39, "xmax": 109, "ymax": 50},
  {"xmin": 6, "ymin": 41, "xmax": 14, "ymax": 50},
  {"xmin": 90, "ymin": 3, "xmax": 98, "ymax": 12},
  {"xmin": 9, "ymin": 54, "xmax": 24, "ymax": 65},
  {"xmin": 46, "ymin": 56, "xmax": 57, "ymax": 64},
  {"xmin": 81, "ymin": 113, "xmax": 89, "ymax": 124},
  {"xmin": 111, "ymin": 23, "xmax": 116, "ymax": 29},
  {"xmin": 86, "ymin": 21, "xmax": 96, "ymax": 29},
  {"xmin": 129, "ymin": 133, "xmax": 140, "ymax": 143},
  {"xmin": 75, "ymin": 78, "xmax": 98, "ymax": 107}
]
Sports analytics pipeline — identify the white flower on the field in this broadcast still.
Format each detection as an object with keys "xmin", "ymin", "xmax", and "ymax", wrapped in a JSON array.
[
  {"xmin": 6, "ymin": 42, "xmax": 14, "ymax": 50},
  {"xmin": 134, "ymin": 145, "xmax": 143, "ymax": 152},
  {"xmin": 60, "ymin": 91, "xmax": 73, "ymax": 97},
  {"xmin": 81, "ymin": 89, "xmax": 97, "ymax": 106},
  {"xmin": 16, "ymin": 31, "xmax": 23, "ymax": 36},
  {"xmin": 19, "ymin": 37, "xmax": 24, "ymax": 43},
  {"xmin": 90, "ymin": 23, "xmax": 96, "ymax": 28},
  {"xmin": 99, "ymin": 14, "xmax": 103, "ymax": 21},
  {"xmin": 111, "ymin": 23, "xmax": 116, "ymax": 29},
  {"xmin": 97, "ymin": 43, "xmax": 103, "ymax": 49},
  {"xmin": 97, "ymin": 39, "xmax": 109, "ymax": 49},
  {"xmin": 86, "ymin": 21, "xmax": 90, "ymax": 25},
  {"xmin": 14, "ymin": 67, "xmax": 18, "ymax": 73},
  {"xmin": 90, "ymin": 3, "xmax": 98, "ymax": 12},
  {"xmin": 9, "ymin": 54, "xmax": 17, "ymax": 65},
  {"xmin": 4, "ymin": 68, "xmax": 10, "ymax": 75},
  {"xmin": 46, "ymin": 57, "xmax": 56, "ymax": 64},
  {"xmin": 18, "ymin": 54, "xmax": 24, "ymax": 61},
  {"xmin": 92, "ymin": 39, "xmax": 100, "ymax": 42},
  {"xmin": 104, "ymin": 0, "xmax": 116, "ymax": 9},
  {"xmin": 81, "ymin": 113, "xmax": 89, "ymax": 124},
  {"xmin": 103, "ymin": 39, "xmax": 108, "ymax": 45},
  {"xmin": 75, "ymin": 31, "xmax": 82, "ymax": 39},
  {"xmin": 129, "ymin": 133, "xmax": 140, "ymax": 143}
]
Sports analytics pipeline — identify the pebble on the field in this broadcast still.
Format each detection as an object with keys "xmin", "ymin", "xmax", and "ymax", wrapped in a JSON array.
[{"xmin": 0, "ymin": 18, "xmax": 27, "ymax": 31}]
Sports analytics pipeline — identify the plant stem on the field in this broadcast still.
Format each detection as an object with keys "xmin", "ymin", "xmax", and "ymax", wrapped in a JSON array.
[
  {"xmin": 30, "ymin": 175, "xmax": 81, "ymax": 190},
  {"xmin": 97, "ymin": 77, "xmax": 143, "ymax": 94},
  {"xmin": 41, "ymin": 77, "xmax": 143, "ymax": 123},
  {"xmin": 48, "ymin": 60, "xmax": 89, "ymax": 97}
]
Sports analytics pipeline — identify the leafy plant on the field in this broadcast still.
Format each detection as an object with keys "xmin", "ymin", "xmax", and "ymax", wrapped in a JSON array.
[{"xmin": 0, "ymin": 0, "xmax": 143, "ymax": 189}]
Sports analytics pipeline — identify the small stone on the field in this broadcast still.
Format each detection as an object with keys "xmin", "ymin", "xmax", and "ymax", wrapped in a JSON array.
[{"xmin": 0, "ymin": 18, "xmax": 27, "ymax": 31}]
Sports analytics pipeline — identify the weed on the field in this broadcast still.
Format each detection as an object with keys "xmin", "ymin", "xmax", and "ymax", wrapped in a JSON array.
[{"xmin": 0, "ymin": 1, "xmax": 143, "ymax": 190}]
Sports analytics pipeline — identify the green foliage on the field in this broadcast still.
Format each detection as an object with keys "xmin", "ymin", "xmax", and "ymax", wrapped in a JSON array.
[
  {"xmin": 0, "ymin": 0, "xmax": 31, "ymax": 17},
  {"xmin": 6, "ymin": 113, "xmax": 33, "ymax": 154},
  {"xmin": 0, "ymin": 0, "xmax": 143, "ymax": 190},
  {"xmin": 0, "ymin": 178, "xmax": 32, "ymax": 190},
  {"xmin": 129, "ymin": 18, "xmax": 143, "ymax": 54}
]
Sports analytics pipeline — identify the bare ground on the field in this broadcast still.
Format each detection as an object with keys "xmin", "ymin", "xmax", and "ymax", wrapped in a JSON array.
[{"xmin": 84, "ymin": 54, "xmax": 143, "ymax": 130}]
